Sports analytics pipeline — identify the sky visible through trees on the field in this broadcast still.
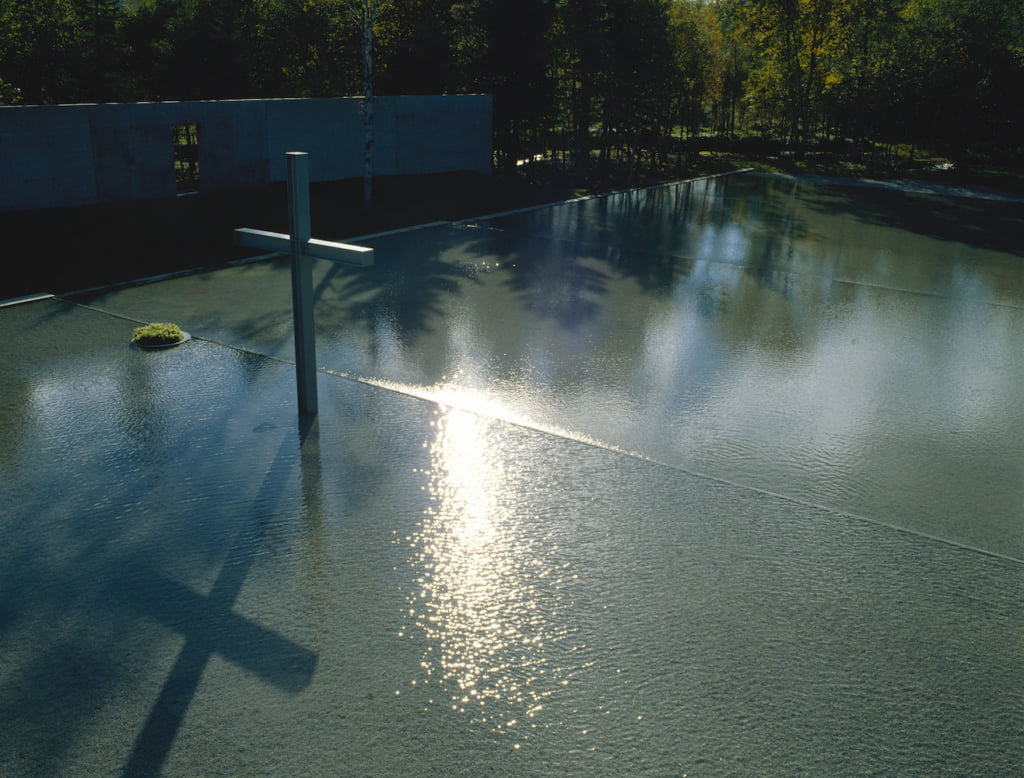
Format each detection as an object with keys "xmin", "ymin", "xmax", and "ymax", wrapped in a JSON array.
[{"xmin": 1, "ymin": 0, "xmax": 1022, "ymax": 179}]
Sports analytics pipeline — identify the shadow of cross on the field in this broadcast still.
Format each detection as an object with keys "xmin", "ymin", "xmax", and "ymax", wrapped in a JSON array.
[
  {"xmin": 121, "ymin": 424, "xmax": 319, "ymax": 777},
  {"xmin": 236, "ymin": 151, "xmax": 374, "ymax": 418}
]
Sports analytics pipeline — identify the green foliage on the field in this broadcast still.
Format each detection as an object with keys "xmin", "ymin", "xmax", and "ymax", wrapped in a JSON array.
[
  {"xmin": 456, "ymin": 0, "xmax": 559, "ymax": 174},
  {"xmin": 0, "ymin": 0, "xmax": 85, "ymax": 103},
  {"xmin": 0, "ymin": 76, "xmax": 21, "ymax": 105},
  {"xmin": 132, "ymin": 322, "xmax": 185, "ymax": 346}
]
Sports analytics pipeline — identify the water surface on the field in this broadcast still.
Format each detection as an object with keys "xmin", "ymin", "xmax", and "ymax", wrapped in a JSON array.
[{"xmin": 78, "ymin": 172, "xmax": 1024, "ymax": 559}]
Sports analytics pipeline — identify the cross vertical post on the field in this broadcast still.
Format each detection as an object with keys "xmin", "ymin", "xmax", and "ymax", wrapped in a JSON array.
[
  {"xmin": 287, "ymin": 152, "xmax": 318, "ymax": 416},
  {"xmin": 235, "ymin": 152, "xmax": 374, "ymax": 422}
]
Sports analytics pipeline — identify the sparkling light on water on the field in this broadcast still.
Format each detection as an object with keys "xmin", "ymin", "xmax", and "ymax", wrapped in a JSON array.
[{"xmin": 402, "ymin": 398, "xmax": 577, "ymax": 732}]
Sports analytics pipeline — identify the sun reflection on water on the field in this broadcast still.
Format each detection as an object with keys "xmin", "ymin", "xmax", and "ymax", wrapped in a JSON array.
[{"xmin": 401, "ymin": 397, "xmax": 578, "ymax": 732}]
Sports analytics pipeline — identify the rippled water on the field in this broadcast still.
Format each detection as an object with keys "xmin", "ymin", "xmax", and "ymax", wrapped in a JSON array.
[
  {"xmin": 3, "ymin": 173, "xmax": 1022, "ymax": 775},
  {"xmin": 73, "ymin": 173, "xmax": 1024, "ymax": 559}
]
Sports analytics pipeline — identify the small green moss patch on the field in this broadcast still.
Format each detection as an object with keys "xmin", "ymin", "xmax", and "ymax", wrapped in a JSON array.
[{"xmin": 132, "ymin": 322, "xmax": 184, "ymax": 346}]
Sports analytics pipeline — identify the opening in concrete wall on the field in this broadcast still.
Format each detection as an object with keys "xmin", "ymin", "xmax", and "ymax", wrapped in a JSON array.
[{"xmin": 173, "ymin": 122, "xmax": 200, "ymax": 195}]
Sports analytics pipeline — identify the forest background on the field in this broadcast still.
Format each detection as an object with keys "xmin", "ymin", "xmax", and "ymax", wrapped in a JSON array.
[
  {"xmin": 2, "ymin": 0, "xmax": 1023, "ymax": 295},
  {"xmin": 2, "ymin": 0, "xmax": 1023, "ymax": 189}
]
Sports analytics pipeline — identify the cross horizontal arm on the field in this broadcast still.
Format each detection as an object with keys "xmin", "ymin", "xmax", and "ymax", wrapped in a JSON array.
[
  {"xmin": 234, "ymin": 227, "xmax": 290, "ymax": 253},
  {"xmin": 234, "ymin": 228, "xmax": 374, "ymax": 268},
  {"xmin": 306, "ymin": 237, "xmax": 374, "ymax": 266}
]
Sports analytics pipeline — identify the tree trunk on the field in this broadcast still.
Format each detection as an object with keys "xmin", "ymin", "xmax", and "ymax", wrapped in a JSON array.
[
  {"xmin": 574, "ymin": 80, "xmax": 592, "ymax": 178},
  {"xmin": 345, "ymin": 0, "xmax": 393, "ymax": 215},
  {"xmin": 626, "ymin": 105, "xmax": 642, "ymax": 188},
  {"xmin": 361, "ymin": 9, "xmax": 374, "ymax": 214}
]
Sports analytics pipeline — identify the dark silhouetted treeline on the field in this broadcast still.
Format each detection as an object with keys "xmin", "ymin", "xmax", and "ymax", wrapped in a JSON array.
[{"xmin": 2, "ymin": 0, "xmax": 1022, "ymax": 182}]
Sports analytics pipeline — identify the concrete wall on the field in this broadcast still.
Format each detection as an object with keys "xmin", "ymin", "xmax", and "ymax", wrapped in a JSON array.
[{"xmin": 0, "ymin": 96, "xmax": 492, "ymax": 212}]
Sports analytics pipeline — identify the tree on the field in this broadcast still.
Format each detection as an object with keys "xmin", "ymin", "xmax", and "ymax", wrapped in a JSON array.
[
  {"xmin": 603, "ymin": 0, "xmax": 675, "ymax": 182},
  {"xmin": 379, "ymin": 0, "xmax": 456, "ymax": 94},
  {"xmin": 896, "ymin": 0, "xmax": 1024, "ymax": 163},
  {"xmin": 455, "ymin": 0, "xmax": 557, "ymax": 177},
  {"xmin": 3, "ymin": 0, "xmax": 1021, "ymax": 177},
  {"xmin": 249, "ymin": 0, "xmax": 359, "ymax": 98},
  {"xmin": 120, "ymin": 0, "xmax": 260, "ymax": 100},
  {"xmin": 559, "ymin": 0, "xmax": 612, "ymax": 176},
  {"xmin": 0, "ymin": 0, "xmax": 87, "ymax": 103},
  {"xmin": 668, "ymin": 0, "xmax": 713, "ymax": 140},
  {"xmin": 342, "ymin": 0, "xmax": 396, "ymax": 213}
]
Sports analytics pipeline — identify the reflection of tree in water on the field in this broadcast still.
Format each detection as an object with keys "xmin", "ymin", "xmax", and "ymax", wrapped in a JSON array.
[
  {"xmin": 0, "ymin": 370, "xmax": 33, "ymax": 479},
  {"xmin": 589, "ymin": 176, "xmax": 777, "ymax": 297},
  {"xmin": 683, "ymin": 176, "xmax": 818, "ymax": 358},
  {"xmin": 802, "ymin": 181, "xmax": 1024, "ymax": 305},
  {"xmin": 806, "ymin": 183, "xmax": 1024, "ymax": 258},
  {"xmin": 312, "ymin": 177, "xmax": 770, "ymax": 345},
  {"xmin": 499, "ymin": 235, "xmax": 610, "ymax": 331},
  {"xmin": 116, "ymin": 348, "xmax": 172, "ymax": 474},
  {"xmin": 598, "ymin": 183, "xmax": 705, "ymax": 295},
  {"xmin": 737, "ymin": 177, "xmax": 807, "ymax": 292},
  {"xmin": 299, "ymin": 174, "xmax": 847, "ymax": 375},
  {"xmin": 314, "ymin": 229, "xmax": 485, "ymax": 356}
]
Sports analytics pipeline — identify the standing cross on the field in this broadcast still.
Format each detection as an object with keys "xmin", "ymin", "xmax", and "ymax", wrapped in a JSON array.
[{"xmin": 235, "ymin": 152, "xmax": 374, "ymax": 417}]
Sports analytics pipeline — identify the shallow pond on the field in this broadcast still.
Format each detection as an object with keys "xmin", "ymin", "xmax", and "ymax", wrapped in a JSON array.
[{"xmin": 2, "ymin": 172, "xmax": 1021, "ymax": 775}]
